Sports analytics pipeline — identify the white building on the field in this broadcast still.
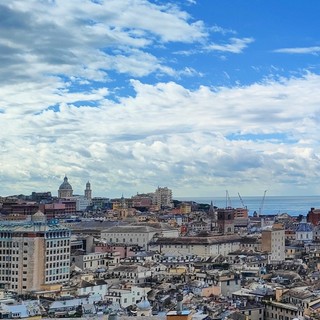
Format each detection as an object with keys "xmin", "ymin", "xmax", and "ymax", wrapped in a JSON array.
[
  {"xmin": 77, "ymin": 279, "xmax": 108, "ymax": 297},
  {"xmin": 150, "ymin": 235, "xmax": 242, "ymax": 257},
  {"xmin": 105, "ymin": 286, "xmax": 150, "ymax": 308},
  {"xmin": 101, "ymin": 224, "xmax": 179, "ymax": 250},
  {"xmin": 295, "ymin": 218, "xmax": 313, "ymax": 242},
  {"xmin": 0, "ymin": 211, "xmax": 71, "ymax": 294},
  {"xmin": 75, "ymin": 195, "xmax": 91, "ymax": 212},
  {"xmin": 72, "ymin": 252, "xmax": 120, "ymax": 271}
]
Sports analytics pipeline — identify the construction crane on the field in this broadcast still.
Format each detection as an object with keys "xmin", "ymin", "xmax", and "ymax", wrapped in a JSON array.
[
  {"xmin": 258, "ymin": 190, "xmax": 267, "ymax": 216},
  {"xmin": 238, "ymin": 192, "xmax": 247, "ymax": 209}
]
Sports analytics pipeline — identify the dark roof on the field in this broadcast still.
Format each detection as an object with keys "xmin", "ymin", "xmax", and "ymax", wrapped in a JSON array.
[
  {"xmin": 152, "ymin": 235, "xmax": 242, "ymax": 245},
  {"xmin": 296, "ymin": 222, "xmax": 313, "ymax": 232},
  {"xmin": 240, "ymin": 237, "xmax": 259, "ymax": 244}
]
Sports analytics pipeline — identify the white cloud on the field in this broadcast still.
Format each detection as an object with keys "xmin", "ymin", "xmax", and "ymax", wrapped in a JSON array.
[
  {"xmin": 210, "ymin": 25, "xmax": 236, "ymax": 35},
  {"xmin": 0, "ymin": 0, "xmax": 207, "ymax": 88},
  {"xmin": 1, "ymin": 1, "xmax": 319, "ymax": 198},
  {"xmin": 2, "ymin": 72, "xmax": 320, "ymax": 196},
  {"xmin": 206, "ymin": 37, "xmax": 254, "ymax": 53},
  {"xmin": 274, "ymin": 46, "xmax": 320, "ymax": 54}
]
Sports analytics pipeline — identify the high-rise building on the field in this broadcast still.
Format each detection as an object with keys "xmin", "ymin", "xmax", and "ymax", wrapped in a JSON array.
[
  {"xmin": 58, "ymin": 176, "xmax": 73, "ymax": 198},
  {"xmin": 261, "ymin": 224, "xmax": 285, "ymax": 263},
  {"xmin": 154, "ymin": 187, "xmax": 173, "ymax": 208},
  {"xmin": 0, "ymin": 211, "xmax": 71, "ymax": 294},
  {"xmin": 84, "ymin": 181, "xmax": 92, "ymax": 201}
]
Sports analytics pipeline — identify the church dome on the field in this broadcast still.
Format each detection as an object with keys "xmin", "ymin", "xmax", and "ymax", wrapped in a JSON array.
[
  {"xmin": 136, "ymin": 297, "xmax": 151, "ymax": 311},
  {"xmin": 296, "ymin": 218, "xmax": 313, "ymax": 233},
  {"xmin": 59, "ymin": 176, "xmax": 72, "ymax": 190}
]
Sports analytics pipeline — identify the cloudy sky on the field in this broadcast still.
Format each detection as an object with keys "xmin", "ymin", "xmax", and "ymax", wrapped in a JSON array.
[{"xmin": 1, "ymin": 0, "xmax": 320, "ymax": 198}]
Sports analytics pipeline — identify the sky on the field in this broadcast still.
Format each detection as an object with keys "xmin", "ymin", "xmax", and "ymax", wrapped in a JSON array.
[{"xmin": 1, "ymin": 0, "xmax": 320, "ymax": 198}]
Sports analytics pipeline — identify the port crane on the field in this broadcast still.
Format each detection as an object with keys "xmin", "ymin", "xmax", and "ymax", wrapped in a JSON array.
[
  {"xmin": 238, "ymin": 192, "xmax": 247, "ymax": 209},
  {"xmin": 258, "ymin": 190, "xmax": 267, "ymax": 216}
]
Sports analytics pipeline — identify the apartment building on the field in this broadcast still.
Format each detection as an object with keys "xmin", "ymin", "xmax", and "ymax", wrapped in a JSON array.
[
  {"xmin": 0, "ymin": 211, "xmax": 71, "ymax": 294},
  {"xmin": 154, "ymin": 187, "xmax": 173, "ymax": 208},
  {"xmin": 110, "ymin": 265, "xmax": 151, "ymax": 284},
  {"xmin": 261, "ymin": 224, "xmax": 285, "ymax": 263},
  {"xmin": 105, "ymin": 286, "xmax": 150, "ymax": 308},
  {"xmin": 71, "ymin": 251, "xmax": 119, "ymax": 271}
]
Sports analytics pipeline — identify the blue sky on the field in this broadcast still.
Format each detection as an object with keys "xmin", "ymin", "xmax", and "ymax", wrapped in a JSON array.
[{"xmin": 1, "ymin": 0, "xmax": 320, "ymax": 198}]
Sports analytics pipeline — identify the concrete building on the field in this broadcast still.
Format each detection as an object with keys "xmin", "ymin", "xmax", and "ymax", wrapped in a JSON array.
[
  {"xmin": 150, "ymin": 235, "xmax": 242, "ymax": 257},
  {"xmin": 101, "ymin": 225, "xmax": 159, "ymax": 250},
  {"xmin": 180, "ymin": 203, "xmax": 192, "ymax": 214},
  {"xmin": 76, "ymin": 279, "xmax": 108, "ymax": 297},
  {"xmin": 58, "ymin": 176, "xmax": 73, "ymax": 198},
  {"xmin": 0, "ymin": 201, "xmax": 39, "ymax": 217},
  {"xmin": 261, "ymin": 224, "xmax": 285, "ymax": 263},
  {"xmin": 105, "ymin": 286, "xmax": 150, "ymax": 309},
  {"xmin": 0, "ymin": 210, "xmax": 71, "ymax": 294},
  {"xmin": 39, "ymin": 202, "xmax": 66, "ymax": 218},
  {"xmin": 101, "ymin": 224, "xmax": 179, "ymax": 250},
  {"xmin": 154, "ymin": 187, "xmax": 173, "ymax": 208},
  {"xmin": 131, "ymin": 194, "xmax": 153, "ymax": 209},
  {"xmin": 75, "ymin": 195, "xmax": 91, "ymax": 212},
  {"xmin": 72, "ymin": 252, "xmax": 119, "ymax": 271},
  {"xmin": 91, "ymin": 197, "xmax": 111, "ymax": 210},
  {"xmin": 110, "ymin": 265, "xmax": 152, "ymax": 285}
]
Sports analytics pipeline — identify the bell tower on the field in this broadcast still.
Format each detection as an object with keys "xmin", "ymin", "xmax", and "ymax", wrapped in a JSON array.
[
  {"xmin": 217, "ymin": 208, "xmax": 234, "ymax": 235},
  {"xmin": 84, "ymin": 181, "xmax": 92, "ymax": 201}
]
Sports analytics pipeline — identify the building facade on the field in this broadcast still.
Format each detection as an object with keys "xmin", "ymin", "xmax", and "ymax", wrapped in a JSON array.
[
  {"xmin": 150, "ymin": 235, "xmax": 242, "ymax": 257},
  {"xmin": 154, "ymin": 187, "xmax": 173, "ymax": 208},
  {"xmin": 0, "ymin": 211, "xmax": 71, "ymax": 294},
  {"xmin": 261, "ymin": 224, "xmax": 285, "ymax": 263},
  {"xmin": 217, "ymin": 208, "xmax": 235, "ymax": 235},
  {"xmin": 101, "ymin": 225, "xmax": 159, "ymax": 250}
]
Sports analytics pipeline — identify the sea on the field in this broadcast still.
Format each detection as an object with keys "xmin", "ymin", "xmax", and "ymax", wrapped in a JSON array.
[{"xmin": 176, "ymin": 195, "xmax": 320, "ymax": 216}]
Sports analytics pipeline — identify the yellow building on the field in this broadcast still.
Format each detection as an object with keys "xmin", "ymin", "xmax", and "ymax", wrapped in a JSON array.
[{"xmin": 180, "ymin": 203, "xmax": 191, "ymax": 214}]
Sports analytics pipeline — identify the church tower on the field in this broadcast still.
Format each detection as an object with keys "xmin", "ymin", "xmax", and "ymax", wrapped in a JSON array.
[
  {"xmin": 84, "ymin": 181, "xmax": 92, "ymax": 201},
  {"xmin": 217, "ymin": 208, "xmax": 234, "ymax": 235}
]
